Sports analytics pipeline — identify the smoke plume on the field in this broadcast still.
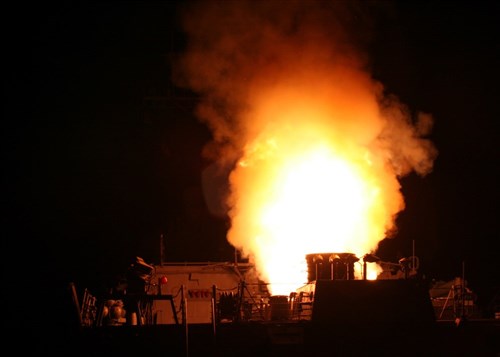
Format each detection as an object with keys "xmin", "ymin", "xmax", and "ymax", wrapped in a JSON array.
[{"xmin": 172, "ymin": 0, "xmax": 437, "ymax": 291}]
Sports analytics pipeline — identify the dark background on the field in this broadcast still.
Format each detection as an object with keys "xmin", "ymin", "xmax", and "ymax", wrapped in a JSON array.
[{"xmin": 3, "ymin": 0, "xmax": 499, "ymax": 331}]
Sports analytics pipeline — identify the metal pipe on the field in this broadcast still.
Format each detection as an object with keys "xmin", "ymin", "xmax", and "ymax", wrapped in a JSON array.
[
  {"xmin": 181, "ymin": 285, "xmax": 188, "ymax": 357},
  {"xmin": 212, "ymin": 284, "xmax": 217, "ymax": 345}
]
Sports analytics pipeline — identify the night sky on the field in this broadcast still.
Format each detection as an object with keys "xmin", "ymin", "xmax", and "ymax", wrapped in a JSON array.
[{"xmin": 4, "ymin": 0, "xmax": 499, "ymax": 329}]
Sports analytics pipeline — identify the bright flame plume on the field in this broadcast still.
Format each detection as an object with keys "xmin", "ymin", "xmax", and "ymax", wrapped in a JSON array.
[{"xmin": 174, "ymin": 0, "xmax": 437, "ymax": 295}]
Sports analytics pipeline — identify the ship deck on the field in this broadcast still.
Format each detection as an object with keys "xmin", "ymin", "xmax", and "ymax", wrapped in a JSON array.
[{"xmin": 21, "ymin": 318, "xmax": 499, "ymax": 356}]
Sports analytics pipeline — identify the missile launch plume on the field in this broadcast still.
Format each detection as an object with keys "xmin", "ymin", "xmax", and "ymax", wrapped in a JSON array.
[{"xmin": 173, "ymin": 0, "xmax": 437, "ymax": 294}]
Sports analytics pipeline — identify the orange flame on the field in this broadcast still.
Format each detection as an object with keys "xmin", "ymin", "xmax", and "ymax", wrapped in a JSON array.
[
  {"xmin": 226, "ymin": 93, "xmax": 407, "ymax": 294},
  {"xmin": 175, "ymin": 1, "xmax": 437, "ymax": 295}
]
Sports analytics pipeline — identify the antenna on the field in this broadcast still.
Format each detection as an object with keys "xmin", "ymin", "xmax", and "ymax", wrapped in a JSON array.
[
  {"xmin": 160, "ymin": 233, "xmax": 164, "ymax": 265},
  {"xmin": 412, "ymin": 239, "xmax": 416, "ymax": 276},
  {"xmin": 462, "ymin": 260, "xmax": 466, "ymax": 320}
]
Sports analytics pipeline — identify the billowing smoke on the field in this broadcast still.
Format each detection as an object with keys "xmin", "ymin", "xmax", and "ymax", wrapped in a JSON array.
[{"xmin": 173, "ymin": 0, "xmax": 437, "ymax": 293}]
